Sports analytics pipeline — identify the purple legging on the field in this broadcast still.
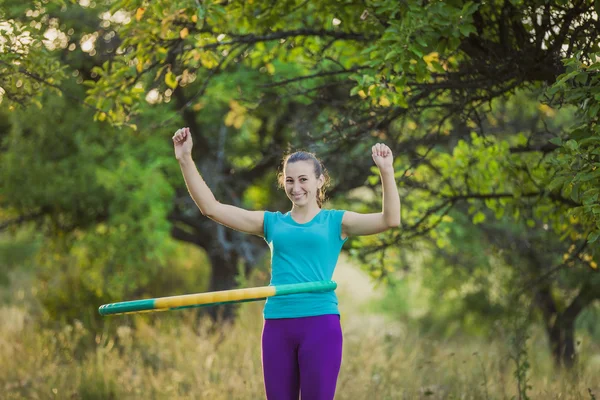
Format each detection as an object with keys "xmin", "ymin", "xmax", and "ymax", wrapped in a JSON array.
[{"xmin": 261, "ymin": 314, "xmax": 343, "ymax": 400}]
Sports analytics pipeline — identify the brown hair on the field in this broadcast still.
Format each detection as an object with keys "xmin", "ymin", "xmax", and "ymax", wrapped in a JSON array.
[{"xmin": 278, "ymin": 151, "xmax": 331, "ymax": 207}]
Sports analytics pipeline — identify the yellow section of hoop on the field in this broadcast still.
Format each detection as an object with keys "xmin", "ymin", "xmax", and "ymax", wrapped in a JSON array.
[{"xmin": 153, "ymin": 285, "xmax": 277, "ymax": 309}]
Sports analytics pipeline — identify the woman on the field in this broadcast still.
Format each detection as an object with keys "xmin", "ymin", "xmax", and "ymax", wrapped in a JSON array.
[{"xmin": 172, "ymin": 127, "xmax": 401, "ymax": 400}]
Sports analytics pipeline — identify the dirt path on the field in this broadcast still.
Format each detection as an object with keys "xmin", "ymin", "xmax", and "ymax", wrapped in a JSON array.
[{"xmin": 333, "ymin": 253, "xmax": 400, "ymax": 336}]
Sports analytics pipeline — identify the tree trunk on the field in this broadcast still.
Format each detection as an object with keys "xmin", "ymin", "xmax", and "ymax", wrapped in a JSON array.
[
  {"xmin": 548, "ymin": 318, "xmax": 576, "ymax": 369},
  {"xmin": 206, "ymin": 247, "xmax": 240, "ymax": 321},
  {"xmin": 537, "ymin": 281, "xmax": 599, "ymax": 369}
]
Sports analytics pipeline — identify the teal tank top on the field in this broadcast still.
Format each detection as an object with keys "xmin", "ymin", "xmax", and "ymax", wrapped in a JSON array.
[{"xmin": 262, "ymin": 209, "xmax": 347, "ymax": 319}]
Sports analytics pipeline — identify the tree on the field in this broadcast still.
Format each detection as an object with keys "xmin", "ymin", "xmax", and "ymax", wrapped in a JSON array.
[{"xmin": 1, "ymin": 0, "xmax": 599, "ymax": 364}]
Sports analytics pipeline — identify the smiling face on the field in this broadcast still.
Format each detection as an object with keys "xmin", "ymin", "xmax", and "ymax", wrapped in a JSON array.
[{"xmin": 284, "ymin": 160, "xmax": 324, "ymax": 207}]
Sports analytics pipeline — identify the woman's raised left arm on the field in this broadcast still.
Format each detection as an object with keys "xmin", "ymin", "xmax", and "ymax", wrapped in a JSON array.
[{"xmin": 341, "ymin": 143, "xmax": 401, "ymax": 238}]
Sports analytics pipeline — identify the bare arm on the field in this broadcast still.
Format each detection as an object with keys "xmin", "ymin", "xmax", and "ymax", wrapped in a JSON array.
[
  {"xmin": 342, "ymin": 143, "xmax": 401, "ymax": 238},
  {"xmin": 174, "ymin": 128, "xmax": 264, "ymax": 237}
]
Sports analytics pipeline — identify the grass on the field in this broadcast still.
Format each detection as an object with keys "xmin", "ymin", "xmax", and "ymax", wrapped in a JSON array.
[
  {"xmin": 1, "ymin": 299, "xmax": 600, "ymax": 400},
  {"xmin": 1, "ymin": 256, "xmax": 599, "ymax": 399}
]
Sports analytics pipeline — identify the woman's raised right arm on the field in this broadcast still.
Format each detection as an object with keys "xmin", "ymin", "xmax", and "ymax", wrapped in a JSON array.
[{"xmin": 173, "ymin": 127, "xmax": 265, "ymax": 237}]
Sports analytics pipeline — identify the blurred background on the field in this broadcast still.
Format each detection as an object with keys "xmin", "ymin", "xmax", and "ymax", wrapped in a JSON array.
[{"xmin": 1, "ymin": 0, "xmax": 599, "ymax": 398}]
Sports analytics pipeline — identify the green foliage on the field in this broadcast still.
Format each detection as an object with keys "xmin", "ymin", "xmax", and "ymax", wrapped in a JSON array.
[
  {"xmin": 0, "ymin": 229, "xmax": 40, "ymax": 266},
  {"xmin": 547, "ymin": 53, "xmax": 600, "ymax": 244},
  {"xmin": 369, "ymin": 211, "xmax": 514, "ymax": 337},
  {"xmin": 0, "ymin": 0, "xmax": 68, "ymax": 106},
  {"xmin": 576, "ymin": 303, "xmax": 600, "ymax": 341},
  {"xmin": 351, "ymin": 1, "xmax": 478, "ymax": 105},
  {"xmin": 0, "ymin": 90, "xmax": 212, "ymax": 327}
]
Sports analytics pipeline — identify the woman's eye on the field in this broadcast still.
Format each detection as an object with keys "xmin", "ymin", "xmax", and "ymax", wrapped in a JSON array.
[{"xmin": 301, "ymin": 178, "xmax": 307, "ymax": 182}]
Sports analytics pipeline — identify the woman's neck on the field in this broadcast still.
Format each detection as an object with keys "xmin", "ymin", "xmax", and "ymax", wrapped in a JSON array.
[{"xmin": 290, "ymin": 203, "xmax": 321, "ymax": 223}]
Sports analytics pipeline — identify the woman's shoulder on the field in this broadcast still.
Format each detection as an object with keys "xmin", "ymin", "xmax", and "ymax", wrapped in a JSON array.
[
  {"xmin": 320, "ymin": 208, "xmax": 347, "ymax": 220},
  {"xmin": 264, "ymin": 210, "xmax": 285, "ymax": 218},
  {"xmin": 264, "ymin": 210, "xmax": 293, "ymax": 224},
  {"xmin": 321, "ymin": 208, "xmax": 346, "ymax": 214}
]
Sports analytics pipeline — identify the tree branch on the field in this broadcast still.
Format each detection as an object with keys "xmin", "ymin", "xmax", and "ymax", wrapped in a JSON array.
[
  {"xmin": 509, "ymin": 142, "xmax": 560, "ymax": 154},
  {"xmin": 170, "ymin": 224, "xmax": 203, "ymax": 246},
  {"xmin": 443, "ymin": 191, "xmax": 580, "ymax": 208},
  {"xmin": 261, "ymin": 66, "xmax": 365, "ymax": 88},
  {"xmin": 0, "ymin": 211, "xmax": 46, "ymax": 231},
  {"xmin": 560, "ymin": 280, "xmax": 600, "ymax": 324},
  {"xmin": 196, "ymin": 29, "xmax": 374, "ymax": 50},
  {"xmin": 0, "ymin": 60, "xmax": 109, "ymax": 116}
]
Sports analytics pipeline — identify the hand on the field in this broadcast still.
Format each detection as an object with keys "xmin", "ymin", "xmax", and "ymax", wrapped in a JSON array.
[
  {"xmin": 173, "ymin": 127, "xmax": 193, "ymax": 160},
  {"xmin": 372, "ymin": 143, "xmax": 394, "ymax": 172}
]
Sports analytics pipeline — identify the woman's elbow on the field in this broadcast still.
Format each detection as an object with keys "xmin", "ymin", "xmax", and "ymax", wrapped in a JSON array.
[
  {"xmin": 197, "ymin": 200, "xmax": 219, "ymax": 218},
  {"xmin": 386, "ymin": 217, "xmax": 401, "ymax": 228}
]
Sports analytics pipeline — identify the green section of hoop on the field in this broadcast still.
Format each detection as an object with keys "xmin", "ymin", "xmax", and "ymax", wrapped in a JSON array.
[
  {"xmin": 274, "ymin": 281, "xmax": 337, "ymax": 296},
  {"xmin": 98, "ymin": 299, "xmax": 155, "ymax": 315},
  {"xmin": 98, "ymin": 280, "xmax": 337, "ymax": 316}
]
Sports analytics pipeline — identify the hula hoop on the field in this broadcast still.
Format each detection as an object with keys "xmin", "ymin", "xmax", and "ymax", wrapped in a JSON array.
[{"xmin": 98, "ymin": 280, "xmax": 337, "ymax": 316}]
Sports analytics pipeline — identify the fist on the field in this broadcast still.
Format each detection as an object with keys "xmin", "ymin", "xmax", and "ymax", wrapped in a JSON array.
[
  {"xmin": 372, "ymin": 143, "xmax": 394, "ymax": 171},
  {"xmin": 173, "ymin": 127, "xmax": 193, "ymax": 160}
]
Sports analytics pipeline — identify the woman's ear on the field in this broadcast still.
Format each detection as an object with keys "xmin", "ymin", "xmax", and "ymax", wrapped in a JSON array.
[{"xmin": 317, "ymin": 174, "xmax": 325, "ymax": 189}]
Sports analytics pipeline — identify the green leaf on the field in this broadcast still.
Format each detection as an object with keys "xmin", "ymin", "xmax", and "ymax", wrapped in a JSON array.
[
  {"xmin": 472, "ymin": 211, "xmax": 486, "ymax": 224},
  {"xmin": 555, "ymin": 70, "xmax": 579, "ymax": 85},
  {"xmin": 571, "ymin": 183, "xmax": 581, "ymax": 202},
  {"xmin": 549, "ymin": 137, "xmax": 563, "ymax": 146},
  {"xmin": 409, "ymin": 45, "xmax": 424, "ymax": 58},
  {"xmin": 547, "ymin": 175, "xmax": 568, "ymax": 192},
  {"xmin": 578, "ymin": 169, "xmax": 600, "ymax": 182},
  {"xmin": 384, "ymin": 50, "xmax": 399, "ymax": 61},
  {"xmin": 582, "ymin": 189, "xmax": 599, "ymax": 205},
  {"xmin": 565, "ymin": 139, "xmax": 579, "ymax": 151},
  {"xmin": 579, "ymin": 136, "xmax": 600, "ymax": 146},
  {"xmin": 462, "ymin": 1, "xmax": 480, "ymax": 14},
  {"xmin": 588, "ymin": 231, "xmax": 600, "ymax": 243},
  {"xmin": 494, "ymin": 207, "xmax": 504, "ymax": 219},
  {"xmin": 589, "ymin": 103, "xmax": 600, "ymax": 118},
  {"xmin": 459, "ymin": 24, "xmax": 476, "ymax": 37},
  {"xmin": 430, "ymin": 61, "xmax": 446, "ymax": 74},
  {"xmin": 575, "ymin": 72, "xmax": 588, "ymax": 84},
  {"xmin": 415, "ymin": 36, "xmax": 428, "ymax": 48}
]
